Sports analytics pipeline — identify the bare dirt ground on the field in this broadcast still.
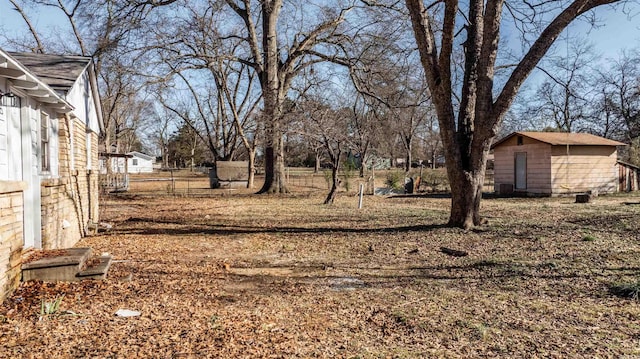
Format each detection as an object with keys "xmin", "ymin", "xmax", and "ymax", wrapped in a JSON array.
[{"xmin": 2, "ymin": 181, "xmax": 640, "ymax": 358}]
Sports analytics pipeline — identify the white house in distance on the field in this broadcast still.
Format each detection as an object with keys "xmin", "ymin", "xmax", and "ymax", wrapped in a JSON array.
[
  {"xmin": 100, "ymin": 151, "xmax": 155, "ymax": 174},
  {"xmin": 0, "ymin": 49, "xmax": 102, "ymax": 302},
  {"xmin": 126, "ymin": 151, "xmax": 155, "ymax": 173}
]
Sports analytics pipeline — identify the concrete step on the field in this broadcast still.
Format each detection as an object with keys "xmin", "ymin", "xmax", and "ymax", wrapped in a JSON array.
[
  {"xmin": 21, "ymin": 248, "xmax": 112, "ymax": 282},
  {"xmin": 76, "ymin": 255, "xmax": 113, "ymax": 280}
]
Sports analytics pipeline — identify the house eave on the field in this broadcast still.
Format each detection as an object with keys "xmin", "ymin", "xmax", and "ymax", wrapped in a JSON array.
[{"xmin": 0, "ymin": 49, "xmax": 74, "ymax": 113}]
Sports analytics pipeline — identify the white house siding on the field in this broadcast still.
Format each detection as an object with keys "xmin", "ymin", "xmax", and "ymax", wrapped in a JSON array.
[
  {"xmin": 128, "ymin": 153, "xmax": 154, "ymax": 173},
  {"xmin": 66, "ymin": 71, "xmax": 100, "ymax": 134},
  {"xmin": 2, "ymin": 88, "xmax": 55, "ymax": 248},
  {"xmin": 0, "ymin": 90, "xmax": 11, "ymax": 179},
  {"xmin": 0, "ymin": 86, "xmax": 62, "ymax": 268},
  {"xmin": 102, "ymin": 153, "xmax": 155, "ymax": 174}
]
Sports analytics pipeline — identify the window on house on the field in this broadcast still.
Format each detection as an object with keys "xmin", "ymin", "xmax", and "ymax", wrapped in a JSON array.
[
  {"xmin": 132, "ymin": 158, "xmax": 138, "ymax": 166},
  {"xmin": 41, "ymin": 112, "xmax": 50, "ymax": 172},
  {"xmin": 517, "ymin": 136, "xmax": 523, "ymax": 146}
]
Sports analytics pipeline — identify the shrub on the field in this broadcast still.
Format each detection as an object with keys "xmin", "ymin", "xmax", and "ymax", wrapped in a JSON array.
[
  {"xmin": 421, "ymin": 169, "xmax": 450, "ymax": 191},
  {"xmin": 385, "ymin": 171, "xmax": 404, "ymax": 190},
  {"xmin": 609, "ymin": 281, "xmax": 640, "ymax": 300}
]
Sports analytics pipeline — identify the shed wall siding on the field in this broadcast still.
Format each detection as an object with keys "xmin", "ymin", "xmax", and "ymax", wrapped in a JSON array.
[
  {"xmin": 618, "ymin": 163, "xmax": 639, "ymax": 192},
  {"xmin": 493, "ymin": 142, "xmax": 552, "ymax": 194},
  {"xmin": 550, "ymin": 145, "xmax": 618, "ymax": 194}
]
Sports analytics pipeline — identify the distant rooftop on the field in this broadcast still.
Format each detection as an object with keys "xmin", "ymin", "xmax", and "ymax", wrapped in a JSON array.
[
  {"xmin": 493, "ymin": 131, "xmax": 626, "ymax": 148},
  {"xmin": 8, "ymin": 52, "xmax": 91, "ymax": 94}
]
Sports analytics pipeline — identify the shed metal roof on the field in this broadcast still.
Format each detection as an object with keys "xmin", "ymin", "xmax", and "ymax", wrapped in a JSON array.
[{"xmin": 492, "ymin": 132, "xmax": 626, "ymax": 149}]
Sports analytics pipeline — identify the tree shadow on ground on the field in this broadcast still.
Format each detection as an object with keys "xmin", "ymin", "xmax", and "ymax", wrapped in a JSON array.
[{"xmin": 113, "ymin": 217, "xmax": 449, "ymax": 236}]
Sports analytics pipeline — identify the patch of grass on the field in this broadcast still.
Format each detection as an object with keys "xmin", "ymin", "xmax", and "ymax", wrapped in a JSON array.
[
  {"xmin": 609, "ymin": 281, "xmax": 640, "ymax": 300},
  {"xmin": 209, "ymin": 314, "xmax": 223, "ymax": 330},
  {"xmin": 582, "ymin": 234, "xmax": 597, "ymax": 242},
  {"xmin": 473, "ymin": 323, "xmax": 491, "ymax": 340},
  {"xmin": 39, "ymin": 295, "xmax": 64, "ymax": 319}
]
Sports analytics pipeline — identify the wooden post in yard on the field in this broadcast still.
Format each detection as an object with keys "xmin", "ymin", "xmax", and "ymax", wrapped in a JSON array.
[{"xmin": 358, "ymin": 183, "xmax": 364, "ymax": 209}]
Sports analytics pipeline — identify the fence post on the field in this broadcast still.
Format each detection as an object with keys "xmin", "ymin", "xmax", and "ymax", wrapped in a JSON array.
[{"xmin": 358, "ymin": 183, "xmax": 364, "ymax": 209}]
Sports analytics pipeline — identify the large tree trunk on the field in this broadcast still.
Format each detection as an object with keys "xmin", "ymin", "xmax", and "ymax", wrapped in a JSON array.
[
  {"xmin": 257, "ymin": 0, "xmax": 288, "ymax": 194},
  {"xmin": 402, "ymin": 134, "xmax": 412, "ymax": 172},
  {"xmin": 446, "ymin": 144, "xmax": 490, "ymax": 228},
  {"xmin": 258, "ymin": 124, "xmax": 288, "ymax": 193},
  {"xmin": 258, "ymin": 130, "xmax": 288, "ymax": 193},
  {"xmin": 405, "ymin": 150, "xmax": 411, "ymax": 172},
  {"xmin": 247, "ymin": 149, "xmax": 256, "ymax": 189}
]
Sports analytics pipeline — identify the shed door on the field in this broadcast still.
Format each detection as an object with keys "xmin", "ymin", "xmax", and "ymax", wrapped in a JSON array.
[{"xmin": 515, "ymin": 152, "xmax": 527, "ymax": 190}]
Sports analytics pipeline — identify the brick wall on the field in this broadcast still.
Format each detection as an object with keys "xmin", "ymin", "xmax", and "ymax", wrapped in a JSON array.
[
  {"xmin": 41, "ymin": 116, "xmax": 99, "ymax": 250},
  {"xmin": 0, "ymin": 182, "xmax": 26, "ymax": 302}
]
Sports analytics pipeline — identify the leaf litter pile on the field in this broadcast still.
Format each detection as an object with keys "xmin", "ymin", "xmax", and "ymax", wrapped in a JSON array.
[{"xmin": 2, "ymin": 190, "xmax": 640, "ymax": 358}]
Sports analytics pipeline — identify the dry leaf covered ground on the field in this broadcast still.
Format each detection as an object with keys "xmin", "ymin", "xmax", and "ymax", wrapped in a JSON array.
[{"xmin": 1, "ymin": 180, "xmax": 640, "ymax": 358}]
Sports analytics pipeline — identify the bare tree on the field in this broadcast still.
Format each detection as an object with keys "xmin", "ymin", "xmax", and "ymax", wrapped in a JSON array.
[
  {"xmin": 405, "ymin": 0, "xmax": 624, "ymax": 228},
  {"xmin": 5, "ymin": 0, "xmax": 45, "ymax": 53},
  {"xmin": 349, "ymin": 94, "xmax": 382, "ymax": 177},
  {"xmin": 100, "ymin": 56, "xmax": 151, "ymax": 154},
  {"xmin": 158, "ymin": 71, "xmax": 239, "ymax": 162},
  {"xmin": 146, "ymin": 108, "xmax": 174, "ymax": 169},
  {"xmin": 299, "ymin": 99, "xmax": 352, "ymax": 204},
  {"xmin": 528, "ymin": 38, "xmax": 598, "ymax": 132},
  {"xmin": 151, "ymin": 1, "xmax": 262, "ymax": 186},
  {"xmin": 223, "ymin": 0, "xmax": 356, "ymax": 194},
  {"xmin": 597, "ymin": 49, "xmax": 640, "ymax": 142}
]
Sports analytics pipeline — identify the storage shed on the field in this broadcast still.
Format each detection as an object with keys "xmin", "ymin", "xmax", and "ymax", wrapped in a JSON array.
[{"xmin": 492, "ymin": 132, "xmax": 626, "ymax": 196}]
